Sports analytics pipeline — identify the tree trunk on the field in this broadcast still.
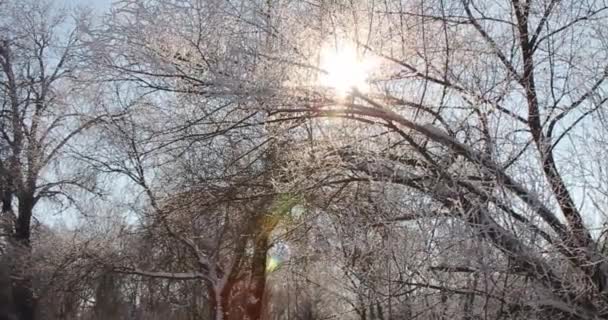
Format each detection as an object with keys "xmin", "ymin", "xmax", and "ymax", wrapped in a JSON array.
[
  {"xmin": 11, "ymin": 194, "xmax": 35, "ymax": 320},
  {"xmin": 246, "ymin": 233, "xmax": 270, "ymax": 320},
  {"xmin": 209, "ymin": 236, "xmax": 270, "ymax": 320},
  {"xmin": 0, "ymin": 255, "xmax": 16, "ymax": 320},
  {"xmin": 14, "ymin": 194, "xmax": 33, "ymax": 247},
  {"xmin": 0, "ymin": 185, "xmax": 16, "ymax": 320},
  {"xmin": 11, "ymin": 281, "xmax": 34, "ymax": 320}
]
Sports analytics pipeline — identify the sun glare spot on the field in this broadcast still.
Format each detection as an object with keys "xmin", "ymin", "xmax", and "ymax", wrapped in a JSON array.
[{"xmin": 319, "ymin": 43, "xmax": 375, "ymax": 97}]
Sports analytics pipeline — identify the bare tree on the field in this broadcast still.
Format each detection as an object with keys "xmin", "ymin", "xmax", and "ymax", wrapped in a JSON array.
[
  {"xmin": 0, "ymin": 1, "xmax": 109, "ymax": 318},
  {"xmin": 3, "ymin": 0, "xmax": 606, "ymax": 319},
  {"xmin": 74, "ymin": 3, "xmax": 290, "ymax": 320},
  {"xmin": 261, "ymin": 0, "xmax": 608, "ymax": 318}
]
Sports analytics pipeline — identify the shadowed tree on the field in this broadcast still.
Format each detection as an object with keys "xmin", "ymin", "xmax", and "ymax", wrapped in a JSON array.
[{"xmin": 0, "ymin": 1, "xmax": 111, "ymax": 318}]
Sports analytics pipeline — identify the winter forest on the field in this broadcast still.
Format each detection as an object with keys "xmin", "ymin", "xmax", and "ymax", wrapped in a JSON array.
[{"xmin": 2, "ymin": 0, "xmax": 608, "ymax": 319}]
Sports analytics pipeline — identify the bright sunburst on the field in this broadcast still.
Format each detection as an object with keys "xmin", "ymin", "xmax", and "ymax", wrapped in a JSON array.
[{"xmin": 318, "ymin": 42, "xmax": 375, "ymax": 97}]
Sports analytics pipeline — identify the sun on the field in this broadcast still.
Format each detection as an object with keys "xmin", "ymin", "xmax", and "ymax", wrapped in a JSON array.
[{"xmin": 318, "ymin": 42, "xmax": 375, "ymax": 97}]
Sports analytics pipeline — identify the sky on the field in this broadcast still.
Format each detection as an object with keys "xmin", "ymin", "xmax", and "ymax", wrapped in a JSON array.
[
  {"xmin": 62, "ymin": 0, "xmax": 112, "ymax": 12},
  {"xmin": 34, "ymin": 0, "xmax": 113, "ymax": 228}
]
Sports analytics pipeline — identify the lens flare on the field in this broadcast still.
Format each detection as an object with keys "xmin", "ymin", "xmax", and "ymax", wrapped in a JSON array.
[
  {"xmin": 266, "ymin": 256, "xmax": 281, "ymax": 273},
  {"xmin": 319, "ymin": 43, "xmax": 375, "ymax": 97}
]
